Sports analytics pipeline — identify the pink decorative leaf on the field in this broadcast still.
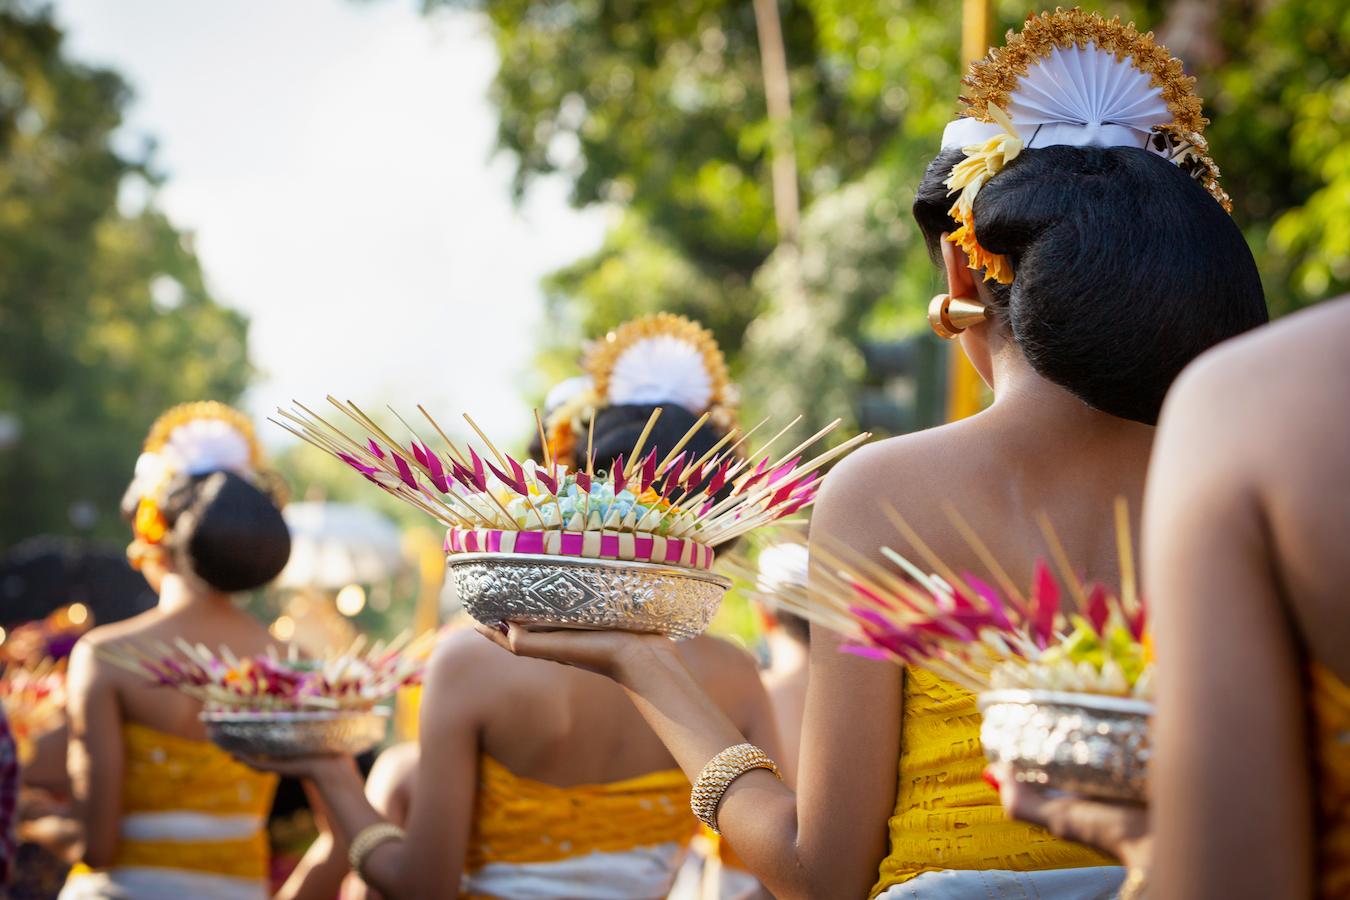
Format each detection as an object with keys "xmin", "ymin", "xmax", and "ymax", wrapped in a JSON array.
[
  {"xmin": 393, "ymin": 454, "xmax": 419, "ymax": 490},
  {"xmin": 962, "ymin": 572, "xmax": 1013, "ymax": 630},
  {"xmin": 1032, "ymin": 559, "xmax": 1059, "ymax": 648},
  {"xmin": 1085, "ymin": 583, "xmax": 1111, "ymax": 634}
]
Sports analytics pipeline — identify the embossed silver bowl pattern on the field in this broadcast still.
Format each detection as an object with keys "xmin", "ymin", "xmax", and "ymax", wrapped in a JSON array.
[
  {"xmin": 202, "ymin": 708, "xmax": 389, "ymax": 758},
  {"xmin": 978, "ymin": 690, "xmax": 1152, "ymax": 802},
  {"xmin": 446, "ymin": 552, "xmax": 731, "ymax": 640}
]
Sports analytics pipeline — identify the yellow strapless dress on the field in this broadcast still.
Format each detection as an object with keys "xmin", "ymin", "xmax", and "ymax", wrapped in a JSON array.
[
  {"xmin": 1311, "ymin": 664, "xmax": 1350, "ymax": 898},
  {"xmin": 62, "ymin": 722, "xmax": 278, "ymax": 900},
  {"xmin": 461, "ymin": 754, "xmax": 698, "ymax": 899},
  {"xmin": 871, "ymin": 666, "xmax": 1117, "ymax": 897}
]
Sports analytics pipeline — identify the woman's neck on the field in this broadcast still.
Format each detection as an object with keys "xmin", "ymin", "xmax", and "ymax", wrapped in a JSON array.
[
  {"xmin": 985, "ymin": 343, "xmax": 1155, "ymax": 453},
  {"xmin": 157, "ymin": 573, "xmax": 226, "ymax": 613}
]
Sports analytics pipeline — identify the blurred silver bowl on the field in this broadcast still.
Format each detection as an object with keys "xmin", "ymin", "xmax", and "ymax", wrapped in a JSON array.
[
  {"xmin": 978, "ymin": 690, "xmax": 1152, "ymax": 803},
  {"xmin": 446, "ymin": 552, "xmax": 730, "ymax": 640},
  {"xmin": 202, "ymin": 708, "xmax": 389, "ymax": 758}
]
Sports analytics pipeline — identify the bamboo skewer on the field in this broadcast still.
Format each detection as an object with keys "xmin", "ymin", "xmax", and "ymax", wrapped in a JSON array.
[
  {"xmin": 1114, "ymin": 497, "xmax": 1140, "ymax": 617},
  {"xmin": 276, "ymin": 401, "xmax": 860, "ymax": 552},
  {"xmin": 623, "ymin": 407, "xmax": 664, "ymax": 479},
  {"xmin": 726, "ymin": 501, "xmax": 1149, "ymax": 697},
  {"xmin": 942, "ymin": 502, "xmax": 1028, "ymax": 609},
  {"xmin": 416, "ymin": 404, "xmax": 470, "ymax": 467},
  {"xmin": 462, "ymin": 413, "xmax": 510, "ymax": 469},
  {"xmin": 1035, "ymin": 510, "xmax": 1088, "ymax": 612}
]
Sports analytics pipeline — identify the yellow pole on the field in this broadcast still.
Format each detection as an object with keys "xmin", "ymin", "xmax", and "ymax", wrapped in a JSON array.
[
  {"xmin": 395, "ymin": 526, "xmax": 445, "ymax": 740},
  {"xmin": 946, "ymin": 0, "xmax": 993, "ymax": 422}
]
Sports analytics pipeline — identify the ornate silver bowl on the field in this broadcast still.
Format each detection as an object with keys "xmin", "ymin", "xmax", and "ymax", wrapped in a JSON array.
[
  {"xmin": 445, "ymin": 552, "xmax": 731, "ymax": 640},
  {"xmin": 202, "ymin": 708, "xmax": 389, "ymax": 758},
  {"xmin": 978, "ymin": 690, "xmax": 1152, "ymax": 803}
]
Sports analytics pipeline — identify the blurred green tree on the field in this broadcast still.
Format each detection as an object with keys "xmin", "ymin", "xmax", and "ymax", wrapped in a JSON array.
[
  {"xmin": 425, "ymin": 0, "xmax": 1347, "ymax": 436},
  {"xmin": 0, "ymin": 3, "xmax": 255, "ymax": 546}
]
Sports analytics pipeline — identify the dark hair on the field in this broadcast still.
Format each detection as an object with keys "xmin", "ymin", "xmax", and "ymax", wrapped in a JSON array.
[
  {"xmin": 777, "ymin": 609, "xmax": 811, "ymax": 645},
  {"xmin": 914, "ymin": 145, "xmax": 1267, "ymax": 424},
  {"xmin": 590, "ymin": 404, "xmax": 728, "ymax": 487},
  {"xmin": 127, "ymin": 471, "xmax": 291, "ymax": 593}
]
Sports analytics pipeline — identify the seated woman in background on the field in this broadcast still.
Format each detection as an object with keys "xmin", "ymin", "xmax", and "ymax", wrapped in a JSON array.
[
  {"xmin": 253, "ymin": 314, "xmax": 779, "ymax": 900},
  {"xmin": 997, "ymin": 296, "xmax": 1350, "ymax": 899},
  {"xmin": 60, "ymin": 403, "xmax": 294, "ymax": 900}
]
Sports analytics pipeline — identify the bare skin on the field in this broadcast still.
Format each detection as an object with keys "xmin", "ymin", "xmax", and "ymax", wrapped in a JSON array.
[
  {"xmin": 66, "ymin": 554, "xmax": 280, "ymax": 869},
  {"xmin": 758, "ymin": 620, "xmax": 808, "ymax": 787},
  {"xmin": 280, "ymin": 742, "xmax": 417, "ymax": 900},
  {"xmin": 477, "ymin": 239, "xmax": 1155, "ymax": 899},
  {"xmin": 248, "ymin": 624, "xmax": 778, "ymax": 900},
  {"xmin": 68, "ymin": 551, "xmax": 337, "ymax": 900},
  {"xmin": 1000, "ymin": 297, "xmax": 1350, "ymax": 898}
]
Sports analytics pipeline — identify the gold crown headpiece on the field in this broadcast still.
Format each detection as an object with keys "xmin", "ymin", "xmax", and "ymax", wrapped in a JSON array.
[
  {"xmin": 142, "ymin": 401, "xmax": 263, "ymax": 462},
  {"xmin": 942, "ymin": 8, "xmax": 1231, "ymax": 286},
  {"xmin": 546, "ymin": 313, "xmax": 737, "ymax": 467}
]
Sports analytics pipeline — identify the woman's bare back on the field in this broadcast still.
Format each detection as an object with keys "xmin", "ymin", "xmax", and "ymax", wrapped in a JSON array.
[
  {"xmin": 83, "ymin": 600, "xmax": 276, "ymax": 742},
  {"xmin": 435, "ymin": 626, "xmax": 768, "ymax": 786},
  {"xmin": 822, "ymin": 387, "xmax": 1155, "ymax": 593},
  {"xmin": 1150, "ymin": 296, "xmax": 1350, "ymax": 684}
]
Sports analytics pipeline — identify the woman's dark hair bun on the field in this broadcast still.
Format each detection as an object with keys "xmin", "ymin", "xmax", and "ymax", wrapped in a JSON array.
[
  {"xmin": 914, "ymin": 144, "xmax": 1268, "ymax": 424},
  {"xmin": 591, "ymin": 403, "xmax": 739, "ymax": 551},
  {"xmin": 158, "ymin": 470, "xmax": 291, "ymax": 593},
  {"xmin": 590, "ymin": 405, "xmax": 727, "ymax": 482}
]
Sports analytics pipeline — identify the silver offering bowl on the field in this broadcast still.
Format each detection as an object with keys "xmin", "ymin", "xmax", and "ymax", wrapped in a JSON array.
[
  {"xmin": 445, "ymin": 552, "xmax": 731, "ymax": 640},
  {"xmin": 202, "ymin": 708, "xmax": 389, "ymax": 758},
  {"xmin": 978, "ymin": 690, "xmax": 1152, "ymax": 803}
]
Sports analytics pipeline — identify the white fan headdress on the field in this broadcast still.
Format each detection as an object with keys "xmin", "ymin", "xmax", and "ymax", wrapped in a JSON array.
[
  {"xmin": 608, "ymin": 335, "xmax": 714, "ymax": 413},
  {"xmin": 587, "ymin": 313, "xmax": 735, "ymax": 421},
  {"xmin": 543, "ymin": 376, "xmax": 594, "ymax": 417},
  {"xmin": 128, "ymin": 402, "xmax": 267, "ymax": 546},
  {"xmin": 756, "ymin": 542, "xmax": 811, "ymax": 595},
  {"xmin": 544, "ymin": 313, "xmax": 737, "ymax": 468},
  {"xmin": 939, "ymin": 9, "xmax": 1229, "ymax": 284}
]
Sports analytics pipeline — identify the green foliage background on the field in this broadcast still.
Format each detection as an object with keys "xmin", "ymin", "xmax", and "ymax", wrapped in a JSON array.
[
  {"xmin": 3, "ymin": 0, "xmax": 1347, "ymax": 552},
  {"xmin": 435, "ymin": 0, "xmax": 1350, "ymax": 440},
  {"xmin": 0, "ymin": 3, "xmax": 255, "ymax": 547}
]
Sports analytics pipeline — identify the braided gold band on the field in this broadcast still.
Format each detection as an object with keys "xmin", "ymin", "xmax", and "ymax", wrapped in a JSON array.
[
  {"xmin": 348, "ymin": 822, "xmax": 406, "ymax": 881},
  {"xmin": 690, "ymin": 743, "xmax": 782, "ymax": 834}
]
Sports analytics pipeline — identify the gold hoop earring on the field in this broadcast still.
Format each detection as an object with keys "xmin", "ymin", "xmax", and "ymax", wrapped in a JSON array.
[{"xmin": 927, "ymin": 293, "xmax": 988, "ymax": 340}]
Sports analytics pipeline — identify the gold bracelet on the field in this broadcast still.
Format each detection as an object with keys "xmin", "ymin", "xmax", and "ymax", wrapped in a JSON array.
[
  {"xmin": 1119, "ymin": 867, "xmax": 1149, "ymax": 900},
  {"xmin": 690, "ymin": 743, "xmax": 782, "ymax": 834},
  {"xmin": 347, "ymin": 822, "xmax": 406, "ymax": 881}
]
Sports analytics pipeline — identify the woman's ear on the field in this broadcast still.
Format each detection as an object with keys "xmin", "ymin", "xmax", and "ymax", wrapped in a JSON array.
[
  {"xmin": 940, "ymin": 235, "xmax": 997, "ymax": 389},
  {"xmin": 939, "ymin": 235, "xmax": 979, "ymax": 302}
]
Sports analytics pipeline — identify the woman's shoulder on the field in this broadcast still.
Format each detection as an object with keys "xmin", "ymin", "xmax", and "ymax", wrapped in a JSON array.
[
  {"xmin": 427, "ymin": 626, "xmax": 511, "ymax": 678},
  {"xmin": 814, "ymin": 422, "xmax": 989, "ymax": 548},
  {"xmin": 423, "ymin": 626, "xmax": 563, "ymax": 706},
  {"xmin": 1163, "ymin": 297, "xmax": 1350, "ymax": 472},
  {"xmin": 71, "ymin": 608, "xmax": 162, "ymax": 658},
  {"xmin": 677, "ymin": 633, "xmax": 759, "ymax": 684}
]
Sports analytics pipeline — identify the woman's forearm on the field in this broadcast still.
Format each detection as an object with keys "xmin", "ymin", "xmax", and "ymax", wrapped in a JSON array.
[
  {"xmin": 306, "ymin": 759, "xmax": 409, "ymax": 898},
  {"xmin": 617, "ymin": 644, "xmax": 812, "ymax": 898}
]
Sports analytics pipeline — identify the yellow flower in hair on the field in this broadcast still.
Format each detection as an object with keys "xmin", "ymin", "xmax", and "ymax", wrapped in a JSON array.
[
  {"xmin": 944, "ymin": 106, "xmax": 1022, "ymax": 285},
  {"xmin": 133, "ymin": 497, "xmax": 168, "ymax": 545}
]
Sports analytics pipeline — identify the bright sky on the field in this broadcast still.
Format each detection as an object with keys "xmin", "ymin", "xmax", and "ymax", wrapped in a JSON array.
[{"xmin": 55, "ymin": 0, "xmax": 607, "ymax": 447}]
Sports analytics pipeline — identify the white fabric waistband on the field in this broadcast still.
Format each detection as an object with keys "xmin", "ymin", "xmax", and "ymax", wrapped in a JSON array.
[
  {"xmin": 120, "ymin": 811, "xmax": 265, "ymax": 842},
  {"xmin": 875, "ymin": 866, "xmax": 1125, "ymax": 900},
  {"xmin": 462, "ymin": 842, "xmax": 687, "ymax": 900},
  {"xmin": 59, "ymin": 866, "xmax": 267, "ymax": 900}
]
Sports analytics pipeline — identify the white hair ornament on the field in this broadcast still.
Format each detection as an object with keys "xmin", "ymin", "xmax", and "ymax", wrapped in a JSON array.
[{"xmin": 939, "ymin": 9, "xmax": 1231, "ymax": 284}]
